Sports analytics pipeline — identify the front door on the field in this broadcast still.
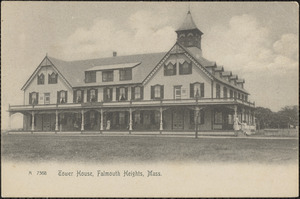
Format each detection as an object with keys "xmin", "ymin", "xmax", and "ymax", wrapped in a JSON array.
[{"xmin": 172, "ymin": 109, "xmax": 184, "ymax": 130}]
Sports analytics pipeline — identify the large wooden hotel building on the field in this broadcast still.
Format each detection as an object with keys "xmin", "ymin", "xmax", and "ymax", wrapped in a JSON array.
[{"xmin": 9, "ymin": 11, "xmax": 256, "ymax": 133}]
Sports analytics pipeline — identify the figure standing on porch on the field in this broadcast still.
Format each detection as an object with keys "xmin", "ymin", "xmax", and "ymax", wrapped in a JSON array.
[
  {"xmin": 106, "ymin": 120, "xmax": 110, "ymax": 130},
  {"xmin": 233, "ymin": 116, "xmax": 240, "ymax": 131}
]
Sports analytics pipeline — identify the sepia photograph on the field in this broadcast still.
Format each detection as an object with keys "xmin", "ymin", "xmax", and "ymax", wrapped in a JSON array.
[{"xmin": 1, "ymin": 1, "xmax": 299, "ymax": 197}]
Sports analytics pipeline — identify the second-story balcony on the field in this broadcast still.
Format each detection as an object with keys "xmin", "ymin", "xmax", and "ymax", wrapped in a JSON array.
[{"xmin": 9, "ymin": 97, "xmax": 255, "ymax": 113}]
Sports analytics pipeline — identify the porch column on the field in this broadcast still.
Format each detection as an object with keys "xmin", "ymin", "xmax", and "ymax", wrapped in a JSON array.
[
  {"xmin": 129, "ymin": 108, "xmax": 133, "ymax": 132},
  {"xmin": 100, "ymin": 109, "xmax": 104, "ymax": 131},
  {"xmin": 31, "ymin": 111, "xmax": 35, "ymax": 132},
  {"xmin": 55, "ymin": 110, "xmax": 59, "ymax": 132},
  {"xmin": 195, "ymin": 107, "xmax": 200, "ymax": 138},
  {"xmin": 8, "ymin": 112, "xmax": 12, "ymax": 132},
  {"xmin": 234, "ymin": 105, "xmax": 237, "ymax": 119},
  {"xmin": 159, "ymin": 107, "xmax": 163, "ymax": 131},
  {"xmin": 242, "ymin": 108, "xmax": 245, "ymax": 122},
  {"xmin": 81, "ymin": 109, "xmax": 85, "ymax": 131}
]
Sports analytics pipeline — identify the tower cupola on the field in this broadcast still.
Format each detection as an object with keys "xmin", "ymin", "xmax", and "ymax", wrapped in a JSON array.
[{"xmin": 175, "ymin": 11, "xmax": 203, "ymax": 49}]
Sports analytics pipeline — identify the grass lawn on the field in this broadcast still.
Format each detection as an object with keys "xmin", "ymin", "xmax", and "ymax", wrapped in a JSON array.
[{"xmin": 1, "ymin": 134, "xmax": 298, "ymax": 164}]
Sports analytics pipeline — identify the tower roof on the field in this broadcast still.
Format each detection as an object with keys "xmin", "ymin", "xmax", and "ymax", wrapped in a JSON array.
[{"xmin": 176, "ymin": 11, "xmax": 202, "ymax": 34}]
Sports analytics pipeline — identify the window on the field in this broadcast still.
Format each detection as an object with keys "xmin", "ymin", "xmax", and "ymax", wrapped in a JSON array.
[
  {"xmin": 223, "ymin": 87, "xmax": 228, "ymax": 98},
  {"xmin": 238, "ymin": 93, "xmax": 240, "ymax": 99},
  {"xmin": 103, "ymin": 87, "xmax": 113, "ymax": 102},
  {"xmin": 57, "ymin": 90, "xmax": 67, "ymax": 104},
  {"xmin": 102, "ymin": 70, "xmax": 113, "ymax": 82},
  {"xmin": 154, "ymin": 111, "xmax": 160, "ymax": 124},
  {"xmin": 216, "ymin": 84, "xmax": 221, "ymax": 99},
  {"xmin": 228, "ymin": 114, "xmax": 233, "ymax": 124},
  {"xmin": 190, "ymin": 83, "xmax": 204, "ymax": 98},
  {"xmin": 44, "ymin": 93, "xmax": 50, "ymax": 104},
  {"xmin": 245, "ymin": 95, "xmax": 248, "ymax": 102},
  {"xmin": 151, "ymin": 85, "xmax": 164, "ymax": 99},
  {"xmin": 29, "ymin": 92, "xmax": 38, "ymax": 105},
  {"xmin": 87, "ymin": 89, "xmax": 97, "ymax": 102},
  {"xmin": 234, "ymin": 91, "xmax": 237, "ymax": 99},
  {"xmin": 190, "ymin": 109, "xmax": 205, "ymax": 124},
  {"xmin": 179, "ymin": 62, "xmax": 192, "ymax": 75},
  {"xmin": 48, "ymin": 72, "xmax": 58, "ymax": 84},
  {"xmin": 214, "ymin": 111, "xmax": 223, "ymax": 124},
  {"xmin": 230, "ymin": 90, "xmax": 233, "ymax": 98},
  {"xmin": 74, "ymin": 90, "xmax": 83, "ymax": 103},
  {"xmin": 119, "ymin": 112, "xmax": 125, "ymax": 125},
  {"xmin": 164, "ymin": 63, "xmax": 176, "ymax": 76},
  {"xmin": 134, "ymin": 112, "xmax": 141, "ymax": 124},
  {"xmin": 85, "ymin": 71, "xmax": 96, "ymax": 83},
  {"xmin": 37, "ymin": 73, "xmax": 44, "ymax": 85},
  {"xmin": 119, "ymin": 68, "xmax": 132, "ymax": 81},
  {"xmin": 132, "ymin": 86, "xmax": 143, "ymax": 100}
]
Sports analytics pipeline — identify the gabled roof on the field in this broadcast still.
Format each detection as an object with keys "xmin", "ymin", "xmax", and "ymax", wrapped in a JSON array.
[
  {"xmin": 48, "ymin": 52, "xmax": 166, "ymax": 87},
  {"xmin": 237, "ymin": 79, "xmax": 245, "ymax": 83},
  {"xmin": 176, "ymin": 11, "xmax": 203, "ymax": 34}
]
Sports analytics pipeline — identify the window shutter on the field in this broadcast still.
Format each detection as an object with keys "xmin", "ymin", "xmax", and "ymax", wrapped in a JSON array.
[
  {"xmin": 190, "ymin": 83, "xmax": 194, "ymax": 98},
  {"xmin": 95, "ymin": 89, "xmax": 98, "ymax": 102},
  {"xmin": 151, "ymin": 86, "xmax": 154, "ymax": 99},
  {"xmin": 160, "ymin": 85, "xmax": 164, "ymax": 99},
  {"xmin": 109, "ymin": 88, "xmax": 113, "ymax": 101},
  {"xmin": 73, "ymin": 90, "xmax": 76, "ymax": 103},
  {"xmin": 116, "ymin": 88, "xmax": 120, "ymax": 101},
  {"xmin": 29, "ymin": 93, "xmax": 32, "ymax": 105},
  {"xmin": 48, "ymin": 74, "xmax": 51, "ymax": 84},
  {"xmin": 125, "ymin": 87, "xmax": 128, "ymax": 100},
  {"xmin": 189, "ymin": 62, "xmax": 192, "ymax": 74},
  {"xmin": 201, "ymin": 83, "xmax": 204, "ymax": 97},
  {"xmin": 57, "ymin": 91, "xmax": 60, "ymax": 104},
  {"xmin": 174, "ymin": 64, "xmax": 177, "ymax": 75},
  {"xmin": 141, "ymin": 86, "xmax": 144, "ymax": 99},
  {"xmin": 65, "ymin": 91, "xmax": 68, "ymax": 103},
  {"xmin": 87, "ymin": 89, "xmax": 90, "ymax": 102},
  {"xmin": 164, "ymin": 65, "xmax": 167, "ymax": 76},
  {"xmin": 131, "ymin": 87, "xmax": 135, "ymax": 100}
]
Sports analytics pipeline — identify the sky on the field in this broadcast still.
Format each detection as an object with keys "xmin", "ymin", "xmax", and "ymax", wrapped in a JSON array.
[{"xmin": 1, "ymin": 2, "xmax": 299, "ymax": 129}]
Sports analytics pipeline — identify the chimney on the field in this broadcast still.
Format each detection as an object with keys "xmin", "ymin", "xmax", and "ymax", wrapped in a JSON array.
[{"xmin": 113, "ymin": 51, "xmax": 117, "ymax": 57}]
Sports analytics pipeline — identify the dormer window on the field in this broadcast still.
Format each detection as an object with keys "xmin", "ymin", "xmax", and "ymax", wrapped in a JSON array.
[
  {"xmin": 164, "ymin": 63, "xmax": 176, "ymax": 76},
  {"xmin": 48, "ymin": 72, "xmax": 58, "ymax": 84},
  {"xmin": 119, "ymin": 68, "xmax": 132, "ymax": 81},
  {"xmin": 179, "ymin": 62, "xmax": 192, "ymax": 75},
  {"xmin": 85, "ymin": 71, "xmax": 96, "ymax": 83},
  {"xmin": 37, "ymin": 73, "xmax": 44, "ymax": 85},
  {"xmin": 102, "ymin": 70, "xmax": 113, "ymax": 82}
]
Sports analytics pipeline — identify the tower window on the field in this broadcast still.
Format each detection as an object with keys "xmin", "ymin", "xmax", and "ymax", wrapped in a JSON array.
[{"xmin": 164, "ymin": 63, "xmax": 176, "ymax": 76}]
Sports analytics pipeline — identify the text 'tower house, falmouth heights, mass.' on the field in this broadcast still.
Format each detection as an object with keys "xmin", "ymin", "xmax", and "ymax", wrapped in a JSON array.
[{"xmin": 9, "ymin": 11, "xmax": 256, "ymax": 133}]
